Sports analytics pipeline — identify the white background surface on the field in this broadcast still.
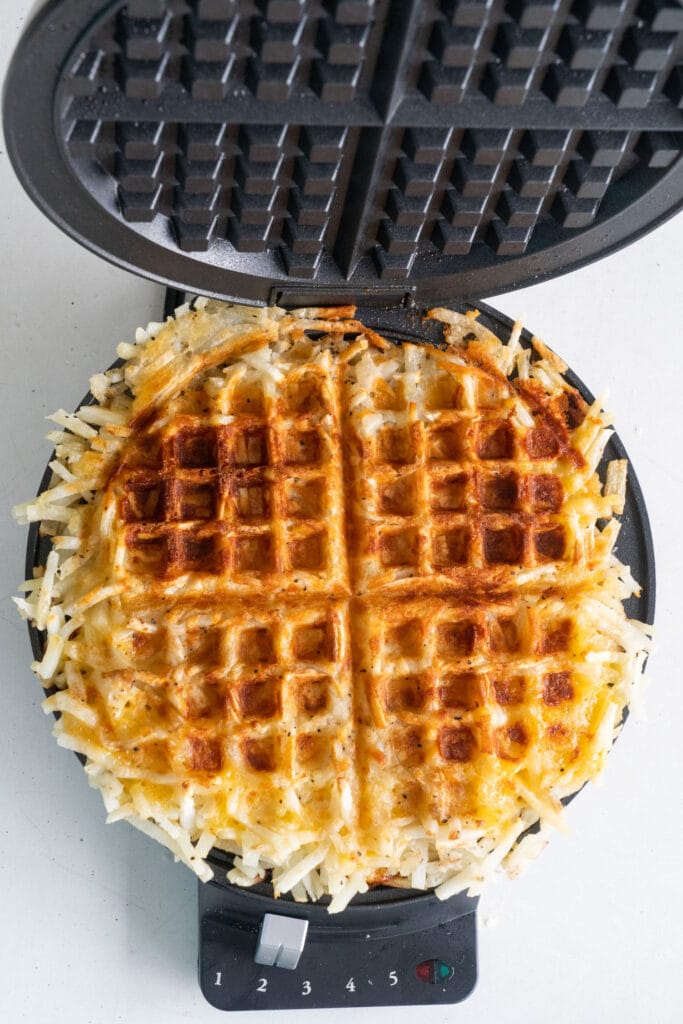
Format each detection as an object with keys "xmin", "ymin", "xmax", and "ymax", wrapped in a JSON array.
[{"xmin": 2, "ymin": 4, "xmax": 682, "ymax": 1022}]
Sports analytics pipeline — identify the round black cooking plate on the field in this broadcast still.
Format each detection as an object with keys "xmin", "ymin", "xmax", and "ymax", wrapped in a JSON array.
[{"xmin": 25, "ymin": 300, "xmax": 655, "ymax": 922}]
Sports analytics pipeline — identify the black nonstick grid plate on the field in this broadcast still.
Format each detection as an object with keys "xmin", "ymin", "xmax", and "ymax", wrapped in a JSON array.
[{"xmin": 3, "ymin": 0, "xmax": 682, "ymax": 305}]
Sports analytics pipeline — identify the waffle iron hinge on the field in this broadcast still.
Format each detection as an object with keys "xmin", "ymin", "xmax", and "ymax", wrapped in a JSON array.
[{"xmin": 268, "ymin": 286, "xmax": 416, "ymax": 310}]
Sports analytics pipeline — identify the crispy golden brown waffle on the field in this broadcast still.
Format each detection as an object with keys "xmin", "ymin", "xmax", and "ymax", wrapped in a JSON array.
[{"xmin": 14, "ymin": 301, "xmax": 650, "ymax": 910}]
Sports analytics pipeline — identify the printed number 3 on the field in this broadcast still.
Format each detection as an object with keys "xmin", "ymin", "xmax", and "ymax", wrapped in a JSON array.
[
  {"xmin": 302, "ymin": 980, "xmax": 311, "ymax": 995},
  {"xmin": 389, "ymin": 971, "xmax": 398, "ymax": 986},
  {"xmin": 257, "ymin": 978, "xmax": 268, "ymax": 993}
]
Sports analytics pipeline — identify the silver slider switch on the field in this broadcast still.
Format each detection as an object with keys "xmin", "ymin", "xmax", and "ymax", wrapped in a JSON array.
[{"xmin": 254, "ymin": 913, "xmax": 309, "ymax": 970}]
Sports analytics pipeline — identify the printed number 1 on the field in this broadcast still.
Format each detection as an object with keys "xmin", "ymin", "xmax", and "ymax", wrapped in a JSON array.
[
  {"xmin": 389, "ymin": 971, "xmax": 398, "ymax": 986},
  {"xmin": 214, "ymin": 971, "xmax": 222, "ymax": 987},
  {"xmin": 302, "ymin": 980, "xmax": 311, "ymax": 995},
  {"xmin": 345, "ymin": 977, "xmax": 356, "ymax": 992}
]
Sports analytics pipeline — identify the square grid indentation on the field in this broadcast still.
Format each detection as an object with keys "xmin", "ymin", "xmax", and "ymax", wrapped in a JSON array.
[
  {"xmin": 119, "ymin": 362, "xmax": 349, "ymax": 592},
  {"xmin": 115, "ymin": 601, "xmax": 352, "ymax": 783},
  {"xmin": 356, "ymin": 354, "xmax": 572, "ymax": 590},
  {"xmin": 356, "ymin": 595, "xmax": 587, "ymax": 820}
]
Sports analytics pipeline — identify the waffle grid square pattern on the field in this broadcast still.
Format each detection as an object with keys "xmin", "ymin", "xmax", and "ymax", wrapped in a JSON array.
[
  {"xmin": 15, "ymin": 302, "xmax": 651, "ymax": 909},
  {"xmin": 56, "ymin": 0, "xmax": 682, "ymax": 279},
  {"xmin": 119, "ymin": 398, "xmax": 348, "ymax": 592}
]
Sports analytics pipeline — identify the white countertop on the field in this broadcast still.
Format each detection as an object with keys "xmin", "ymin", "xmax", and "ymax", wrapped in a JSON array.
[{"xmin": 2, "ymin": 6, "xmax": 682, "ymax": 1022}]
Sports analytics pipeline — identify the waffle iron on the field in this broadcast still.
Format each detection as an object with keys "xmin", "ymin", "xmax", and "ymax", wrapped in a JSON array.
[{"xmin": 3, "ymin": 0, "xmax": 673, "ymax": 1010}]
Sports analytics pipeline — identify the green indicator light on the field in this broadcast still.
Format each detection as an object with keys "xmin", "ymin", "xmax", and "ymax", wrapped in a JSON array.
[{"xmin": 437, "ymin": 961, "xmax": 454, "ymax": 981}]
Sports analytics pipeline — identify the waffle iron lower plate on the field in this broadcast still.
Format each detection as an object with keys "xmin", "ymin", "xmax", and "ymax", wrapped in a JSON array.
[{"xmin": 25, "ymin": 296, "xmax": 655, "ymax": 1010}]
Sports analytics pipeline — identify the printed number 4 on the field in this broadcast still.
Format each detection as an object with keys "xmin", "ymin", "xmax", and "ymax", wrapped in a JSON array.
[
  {"xmin": 302, "ymin": 980, "xmax": 311, "ymax": 995},
  {"xmin": 345, "ymin": 977, "xmax": 356, "ymax": 992},
  {"xmin": 257, "ymin": 978, "xmax": 268, "ymax": 993},
  {"xmin": 389, "ymin": 971, "xmax": 398, "ymax": 986}
]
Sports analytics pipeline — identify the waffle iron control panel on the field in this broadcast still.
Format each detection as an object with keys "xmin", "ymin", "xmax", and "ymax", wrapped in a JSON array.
[{"xmin": 198, "ymin": 881, "xmax": 477, "ymax": 1010}]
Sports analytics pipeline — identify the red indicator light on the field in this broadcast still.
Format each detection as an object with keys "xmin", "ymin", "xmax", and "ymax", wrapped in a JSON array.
[
  {"xmin": 415, "ymin": 961, "xmax": 434, "ymax": 983},
  {"xmin": 415, "ymin": 959, "xmax": 454, "ymax": 984}
]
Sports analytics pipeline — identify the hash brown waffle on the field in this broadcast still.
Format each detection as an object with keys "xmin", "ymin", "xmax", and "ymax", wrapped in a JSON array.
[{"xmin": 14, "ymin": 301, "xmax": 651, "ymax": 910}]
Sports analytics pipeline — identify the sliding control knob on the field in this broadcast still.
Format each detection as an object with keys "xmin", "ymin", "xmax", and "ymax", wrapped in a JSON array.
[{"xmin": 254, "ymin": 913, "xmax": 309, "ymax": 970}]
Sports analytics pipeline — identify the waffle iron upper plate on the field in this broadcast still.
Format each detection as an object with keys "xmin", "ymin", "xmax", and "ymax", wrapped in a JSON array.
[{"xmin": 3, "ymin": 0, "xmax": 683, "ymax": 305}]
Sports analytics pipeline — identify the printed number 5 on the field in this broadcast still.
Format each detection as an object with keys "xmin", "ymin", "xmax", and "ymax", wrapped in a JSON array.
[
  {"xmin": 257, "ymin": 978, "xmax": 268, "ymax": 993},
  {"xmin": 389, "ymin": 971, "xmax": 398, "ymax": 986},
  {"xmin": 302, "ymin": 980, "xmax": 311, "ymax": 995},
  {"xmin": 345, "ymin": 977, "xmax": 356, "ymax": 992}
]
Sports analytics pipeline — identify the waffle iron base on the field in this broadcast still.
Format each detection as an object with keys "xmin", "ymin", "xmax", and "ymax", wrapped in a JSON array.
[{"xmin": 198, "ymin": 876, "xmax": 477, "ymax": 1011}]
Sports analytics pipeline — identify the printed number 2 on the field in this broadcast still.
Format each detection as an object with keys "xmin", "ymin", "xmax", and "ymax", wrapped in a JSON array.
[
  {"xmin": 345, "ymin": 977, "xmax": 356, "ymax": 992},
  {"xmin": 257, "ymin": 978, "xmax": 268, "ymax": 993},
  {"xmin": 389, "ymin": 971, "xmax": 398, "ymax": 986},
  {"xmin": 302, "ymin": 980, "xmax": 311, "ymax": 995}
]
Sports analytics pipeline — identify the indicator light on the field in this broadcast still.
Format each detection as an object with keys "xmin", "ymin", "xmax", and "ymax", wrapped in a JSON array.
[
  {"xmin": 415, "ymin": 959, "xmax": 454, "ymax": 984},
  {"xmin": 437, "ymin": 961, "xmax": 454, "ymax": 981},
  {"xmin": 415, "ymin": 962, "xmax": 432, "ymax": 982}
]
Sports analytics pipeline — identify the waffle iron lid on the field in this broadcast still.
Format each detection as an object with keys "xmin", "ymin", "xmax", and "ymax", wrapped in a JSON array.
[{"xmin": 3, "ymin": 0, "xmax": 683, "ymax": 306}]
